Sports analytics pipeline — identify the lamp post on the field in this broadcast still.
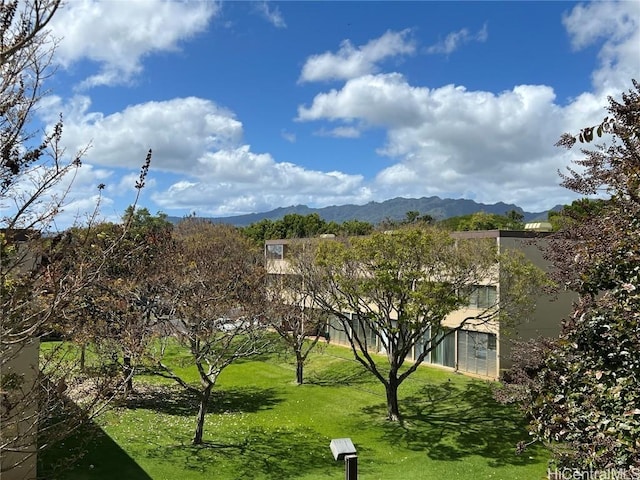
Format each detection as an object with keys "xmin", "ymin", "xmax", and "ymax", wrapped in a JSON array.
[{"xmin": 330, "ymin": 438, "xmax": 357, "ymax": 480}]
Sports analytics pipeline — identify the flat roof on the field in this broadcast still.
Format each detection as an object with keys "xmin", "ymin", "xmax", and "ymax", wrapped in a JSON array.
[
  {"xmin": 450, "ymin": 229, "xmax": 552, "ymax": 239},
  {"xmin": 265, "ymin": 229, "xmax": 552, "ymax": 244}
]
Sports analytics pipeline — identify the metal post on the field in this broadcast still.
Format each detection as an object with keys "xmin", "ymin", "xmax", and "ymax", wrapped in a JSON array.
[
  {"xmin": 344, "ymin": 454, "xmax": 358, "ymax": 480},
  {"xmin": 330, "ymin": 437, "xmax": 357, "ymax": 480}
]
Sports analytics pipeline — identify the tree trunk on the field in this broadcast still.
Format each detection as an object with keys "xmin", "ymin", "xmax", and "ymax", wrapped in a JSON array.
[
  {"xmin": 123, "ymin": 355, "xmax": 133, "ymax": 396},
  {"xmin": 79, "ymin": 344, "xmax": 86, "ymax": 372},
  {"xmin": 296, "ymin": 351, "xmax": 304, "ymax": 385},
  {"xmin": 386, "ymin": 372, "xmax": 401, "ymax": 422},
  {"xmin": 193, "ymin": 384, "xmax": 212, "ymax": 445}
]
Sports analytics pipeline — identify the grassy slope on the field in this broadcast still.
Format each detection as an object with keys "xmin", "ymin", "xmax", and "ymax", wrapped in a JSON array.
[{"xmin": 40, "ymin": 345, "xmax": 548, "ymax": 480}]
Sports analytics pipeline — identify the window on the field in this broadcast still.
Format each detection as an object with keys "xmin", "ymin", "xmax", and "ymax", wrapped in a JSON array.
[
  {"xmin": 414, "ymin": 331, "xmax": 428, "ymax": 360},
  {"xmin": 266, "ymin": 243, "xmax": 284, "ymax": 260},
  {"xmin": 466, "ymin": 285, "xmax": 497, "ymax": 309},
  {"xmin": 352, "ymin": 315, "xmax": 378, "ymax": 351},
  {"xmin": 430, "ymin": 328, "xmax": 455, "ymax": 368},
  {"xmin": 328, "ymin": 314, "xmax": 348, "ymax": 345},
  {"xmin": 457, "ymin": 330, "xmax": 497, "ymax": 376}
]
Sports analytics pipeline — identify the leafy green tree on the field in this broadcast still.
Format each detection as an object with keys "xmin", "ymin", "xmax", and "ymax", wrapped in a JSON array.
[
  {"xmin": 547, "ymin": 198, "xmax": 608, "ymax": 231},
  {"xmin": 401, "ymin": 210, "xmax": 435, "ymax": 226},
  {"xmin": 242, "ymin": 214, "xmax": 374, "ymax": 243},
  {"xmin": 504, "ymin": 209, "xmax": 524, "ymax": 229},
  {"xmin": 296, "ymin": 226, "xmax": 546, "ymax": 421},
  {"xmin": 438, "ymin": 211, "xmax": 524, "ymax": 231},
  {"xmin": 337, "ymin": 219, "xmax": 374, "ymax": 236},
  {"xmin": 404, "ymin": 210, "xmax": 421, "ymax": 223},
  {"xmin": 461, "ymin": 211, "xmax": 497, "ymax": 230},
  {"xmin": 242, "ymin": 218, "xmax": 277, "ymax": 245},
  {"xmin": 499, "ymin": 80, "xmax": 640, "ymax": 470},
  {"xmin": 376, "ymin": 211, "xmax": 434, "ymax": 231},
  {"xmin": 122, "ymin": 205, "xmax": 171, "ymax": 237},
  {"xmin": 466, "ymin": 211, "xmax": 523, "ymax": 230}
]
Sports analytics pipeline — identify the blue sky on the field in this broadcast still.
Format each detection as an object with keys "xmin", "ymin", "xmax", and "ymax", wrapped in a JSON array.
[{"xmin": 31, "ymin": 0, "xmax": 640, "ymax": 226}]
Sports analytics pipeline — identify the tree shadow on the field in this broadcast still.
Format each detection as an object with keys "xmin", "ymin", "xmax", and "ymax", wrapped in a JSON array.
[
  {"xmin": 122, "ymin": 384, "xmax": 283, "ymax": 416},
  {"xmin": 208, "ymin": 386, "xmax": 283, "ymax": 415},
  {"xmin": 39, "ymin": 419, "xmax": 152, "ymax": 480},
  {"xmin": 362, "ymin": 379, "xmax": 543, "ymax": 467},
  {"xmin": 144, "ymin": 426, "xmax": 336, "ymax": 479},
  {"xmin": 306, "ymin": 358, "xmax": 373, "ymax": 386}
]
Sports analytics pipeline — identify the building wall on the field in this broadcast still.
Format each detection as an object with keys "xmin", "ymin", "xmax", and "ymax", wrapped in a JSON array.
[
  {"xmin": 497, "ymin": 236, "xmax": 574, "ymax": 372},
  {"xmin": 1, "ymin": 230, "xmax": 42, "ymax": 480},
  {"xmin": 265, "ymin": 231, "xmax": 574, "ymax": 380},
  {"xmin": 1, "ymin": 339, "xmax": 40, "ymax": 480}
]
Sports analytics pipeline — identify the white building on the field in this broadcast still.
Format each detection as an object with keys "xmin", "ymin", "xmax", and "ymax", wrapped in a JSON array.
[{"xmin": 265, "ymin": 229, "xmax": 574, "ymax": 379}]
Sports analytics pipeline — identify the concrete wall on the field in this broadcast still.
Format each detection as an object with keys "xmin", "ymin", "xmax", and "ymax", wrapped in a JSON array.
[
  {"xmin": 1, "ymin": 339, "xmax": 40, "ymax": 480},
  {"xmin": 442, "ymin": 308, "xmax": 500, "ymax": 334},
  {"xmin": 497, "ymin": 236, "xmax": 575, "ymax": 371}
]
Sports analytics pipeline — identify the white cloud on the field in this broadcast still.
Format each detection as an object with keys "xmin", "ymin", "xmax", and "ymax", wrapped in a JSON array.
[
  {"xmin": 255, "ymin": 1, "xmax": 286, "ymax": 28},
  {"xmin": 297, "ymin": 73, "xmax": 430, "ymax": 127},
  {"xmin": 113, "ymin": 172, "xmax": 157, "ymax": 197},
  {"xmin": 53, "ymin": 194, "xmax": 115, "ymax": 228},
  {"xmin": 50, "ymin": 0, "xmax": 218, "ymax": 88},
  {"xmin": 426, "ymin": 23, "xmax": 488, "ymax": 55},
  {"xmin": 34, "ymin": 2, "xmax": 639, "ymax": 222},
  {"xmin": 299, "ymin": 29, "xmax": 415, "ymax": 83},
  {"xmin": 2, "ymin": 159, "xmax": 120, "ymax": 231},
  {"xmin": 152, "ymin": 145, "xmax": 368, "ymax": 215},
  {"xmin": 314, "ymin": 126, "xmax": 361, "ymax": 139},
  {"xmin": 297, "ymin": 72, "xmax": 603, "ymax": 211},
  {"xmin": 42, "ymin": 95, "xmax": 243, "ymax": 173},
  {"xmin": 281, "ymin": 130, "xmax": 296, "ymax": 143},
  {"xmin": 40, "ymin": 95, "xmax": 369, "ymax": 217},
  {"xmin": 563, "ymin": 1, "xmax": 640, "ymax": 96},
  {"xmin": 292, "ymin": 3, "xmax": 640, "ymax": 212}
]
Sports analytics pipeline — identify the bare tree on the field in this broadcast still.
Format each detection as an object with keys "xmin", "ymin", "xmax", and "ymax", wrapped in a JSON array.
[
  {"xmin": 0, "ymin": 2, "xmax": 154, "ymax": 476},
  {"xmin": 151, "ymin": 220, "xmax": 271, "ymax": 445},
  {"xmin": 265, "ymin": 241, "xmax": 328, "ymax": 384},
  {"xmin": 60, "ymin": 207, "xmax": 173, "ymax": 397},
  {"xmin": 1, "ymin": 151, "xmax": 154, "ymax": 478}
]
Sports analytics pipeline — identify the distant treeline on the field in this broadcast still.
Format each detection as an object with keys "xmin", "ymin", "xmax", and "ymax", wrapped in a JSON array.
[
  {"xmin": 239, "ymin": 209, "xmax": 532, "ymax": 243},
  {"xmin": 241, "ymin": 213, "xmax": 374, "ymax": 244}
]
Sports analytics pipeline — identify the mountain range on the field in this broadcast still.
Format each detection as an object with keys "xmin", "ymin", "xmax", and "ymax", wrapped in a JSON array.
[{"xmin": 168, "ymin": 196, "xmax": 560, "ymax": 227}]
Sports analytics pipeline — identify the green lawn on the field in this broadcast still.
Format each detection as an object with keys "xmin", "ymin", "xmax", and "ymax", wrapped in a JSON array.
[{"xmin": 39, "ymin": 344, "xmax": 549, "ymax": 480}]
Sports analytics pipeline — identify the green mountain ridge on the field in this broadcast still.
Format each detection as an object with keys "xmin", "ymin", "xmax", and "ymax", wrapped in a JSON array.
[{"xmin": 168, "ymin": 196, "xmax": 559, "ymax": 227}]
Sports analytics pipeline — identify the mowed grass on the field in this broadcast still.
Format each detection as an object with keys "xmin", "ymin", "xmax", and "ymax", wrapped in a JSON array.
[{"xmin": 40, "ymin": 343, "xmax": 549, "ymax": 480}]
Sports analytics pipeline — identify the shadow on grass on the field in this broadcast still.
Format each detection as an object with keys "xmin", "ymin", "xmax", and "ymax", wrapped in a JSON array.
[
  {"xmin": 144, "ymin": 427, "xmax": 335, "ymax": 480},
  {"xmin": 363, "ymin": 379, "xmax": 541, "ymax": 468},
  {"xmin": 122, "ymin": 384, "xmax": 283, "ymax": 417},
  {"xmin": 39, "ymin": 420, "xmax": 152, "ymax": 480},
  {"xmin": 306, "ymin": 357, "xmax": 373, "ymax": 387}
]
